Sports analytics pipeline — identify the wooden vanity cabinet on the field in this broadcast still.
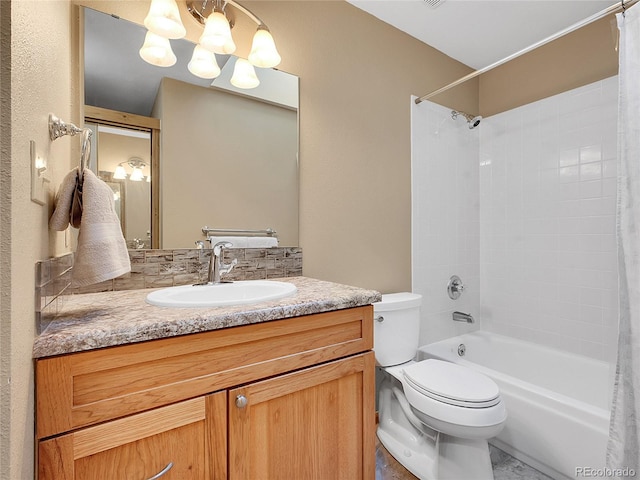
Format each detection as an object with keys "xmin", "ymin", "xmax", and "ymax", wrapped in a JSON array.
[{"xmin": 36, "ymin": 306, "xmax": 375, "ymax": 479}]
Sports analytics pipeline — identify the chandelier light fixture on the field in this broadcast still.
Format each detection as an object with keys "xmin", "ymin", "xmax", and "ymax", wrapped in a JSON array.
[
  {"xmin": 140, "ymin": 0, "xmax": 281, "ymax": 89},
  {"xmin": 113, "ymin": 158, "xmax": 150, "ymax": 182}
]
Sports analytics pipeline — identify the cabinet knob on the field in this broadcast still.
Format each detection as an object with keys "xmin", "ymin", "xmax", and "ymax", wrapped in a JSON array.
[
  {"xmin": 146, "ymin": 462, "xmax": 173, "ymax": 480},
  {"xmin": 235, "ymin": 394, "xmax": 248, "ymax": 408}
]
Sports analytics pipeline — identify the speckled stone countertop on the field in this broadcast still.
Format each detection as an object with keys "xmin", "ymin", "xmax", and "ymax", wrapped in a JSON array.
[{"xmin": 33, "ymin": 277, "xmax": 381, "ymax": 359}]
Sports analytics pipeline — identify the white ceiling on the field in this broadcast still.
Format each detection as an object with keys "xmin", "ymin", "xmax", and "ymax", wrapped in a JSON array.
[{"xmin": 347, "ymin": 0, "xmax": 615, "ymax": 69}]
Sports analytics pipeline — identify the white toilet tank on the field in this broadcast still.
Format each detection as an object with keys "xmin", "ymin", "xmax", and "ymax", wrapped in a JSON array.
[{"xmin": 373, "ymin": 292, "xmax": 422, "ymax": 367}]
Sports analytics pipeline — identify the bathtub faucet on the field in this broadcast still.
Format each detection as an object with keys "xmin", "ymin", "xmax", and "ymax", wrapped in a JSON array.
[{"xmin": 452, "ymin": 311, "xmax": 475, "ymax": 323}]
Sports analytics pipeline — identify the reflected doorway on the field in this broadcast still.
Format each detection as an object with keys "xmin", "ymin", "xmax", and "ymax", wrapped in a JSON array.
[{"xmin": 85, "ymin": 105, "xmax": 160, "ymax": 248}]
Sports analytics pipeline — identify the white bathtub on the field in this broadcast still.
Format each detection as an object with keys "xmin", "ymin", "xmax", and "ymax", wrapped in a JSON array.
[{"xmin": 417, "ymin": 331, "xmax": 612, "ymax": 480}]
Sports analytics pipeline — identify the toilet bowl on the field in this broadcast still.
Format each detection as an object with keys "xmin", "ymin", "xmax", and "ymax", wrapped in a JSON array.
[{"xmin": 374, "ymin": 293, "xmax": 506, "ymax": 480}]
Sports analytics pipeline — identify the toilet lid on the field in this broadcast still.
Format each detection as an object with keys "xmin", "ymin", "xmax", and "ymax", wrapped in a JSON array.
[{"xmin": 402, "ymin": 359, "xmax": 501, "ymax": 408}]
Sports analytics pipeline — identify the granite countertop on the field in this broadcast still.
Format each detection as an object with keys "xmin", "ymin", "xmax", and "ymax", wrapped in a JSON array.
[{"xmin": 33, "ymin": 276, "xmax": 382, "ymax": 359}]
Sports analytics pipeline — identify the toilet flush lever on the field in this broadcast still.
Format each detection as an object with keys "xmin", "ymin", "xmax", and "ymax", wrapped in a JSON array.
[
  {"xmin": 375, "ymin": 315, "xmax": 384, "ymax": 323},
  {"xmin": 447, "ymin": 275, "xmax": 465, "ymax": 300}
]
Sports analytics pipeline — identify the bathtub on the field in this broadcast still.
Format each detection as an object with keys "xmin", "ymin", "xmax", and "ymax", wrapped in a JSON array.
[{"xmin": 417, "ymin": 331, "xmax": 612, "ymax": 480}]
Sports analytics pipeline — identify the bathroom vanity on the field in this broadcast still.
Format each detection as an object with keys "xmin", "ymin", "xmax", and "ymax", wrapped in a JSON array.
[{"xmin": 34, "ymin": 277, "xmax": 380, "ymax": 479}]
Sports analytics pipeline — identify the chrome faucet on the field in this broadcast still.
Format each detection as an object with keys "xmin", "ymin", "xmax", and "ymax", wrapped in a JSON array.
[{"xmin": 197, "ymin": 241, "xmax": 238, "ymax": 285}]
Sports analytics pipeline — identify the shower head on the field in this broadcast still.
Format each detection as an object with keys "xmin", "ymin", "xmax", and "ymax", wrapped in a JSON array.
[
  {"xmin": 468, "ymin": 116, "xmax": 482, "ymax": 129},
  {"xmin": 451, "ymin": 110, "xmax": 482, "ymax": 129}
]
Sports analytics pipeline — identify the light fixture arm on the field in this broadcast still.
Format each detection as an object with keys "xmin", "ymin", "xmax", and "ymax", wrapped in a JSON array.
[
  {"xmin": 224, "ymin": 0, "xmax": 266, "ymax": 28},
  {"xmin": 187, "ymin": 0, "xmax": 268, "ymax": 29}
]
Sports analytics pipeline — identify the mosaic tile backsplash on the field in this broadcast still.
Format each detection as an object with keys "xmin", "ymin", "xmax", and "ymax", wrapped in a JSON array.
[
  {"xmin": 35, "ymin": 253, "xmax": 74, "ymax": 332},
  {"xmin": 36, "ymin": 247, "xmax": 302, "ymax": 331}
]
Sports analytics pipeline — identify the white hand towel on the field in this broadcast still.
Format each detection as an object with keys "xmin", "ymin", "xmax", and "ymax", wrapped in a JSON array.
[
  {"xmin": 245, "ymin": 237, "xmax": 278, "ymax": 248},
  {"xmin": 207, "ymin": 236, "xmax": 249, "ymax": 248},
  {"xmin": 207, "ymin": 236, "xmax": 279, "ymax": 248},
  {"xmin": 72, "ymin": 169, "xmax": 131, "ymax": 287},
  {"xmin": 49, "ymin": 167, "xmax": 79, "ymax": 231}
]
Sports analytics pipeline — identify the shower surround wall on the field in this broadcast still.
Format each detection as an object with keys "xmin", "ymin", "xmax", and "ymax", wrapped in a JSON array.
[
  {"xmin": 479, "ymin": 77, "xmax": 618, "ymax": 362},
  {"xmin": 411, "ymin": 77, "xmax": 618, "ymax": 363},
  {"xmin": 411, "ymin": 99, "xmax": 481, "ymax": 347}
]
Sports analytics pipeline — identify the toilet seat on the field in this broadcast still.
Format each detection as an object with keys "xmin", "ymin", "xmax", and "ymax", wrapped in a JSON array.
[
  {"xmin": 385, "ymin": 359, "xmax": 507, "ymax": 435},
  {"xmin": 402, "ymin": 359, "xmax": 500, "ymax": 408}
]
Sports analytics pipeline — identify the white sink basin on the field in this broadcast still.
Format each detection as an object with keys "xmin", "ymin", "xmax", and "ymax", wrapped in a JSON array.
[{"xmin": 145, "ymin": 280, "xmax": 297, "ymax": 308}]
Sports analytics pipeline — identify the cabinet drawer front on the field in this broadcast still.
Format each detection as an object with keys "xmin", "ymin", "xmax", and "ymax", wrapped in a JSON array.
[
  {"xmin": 38, "ymin": 393, "xmax": 227, "ymax": 480},
  {"xmin": 72, "ymin": 397, "xmax": 206, "ymax": 459},
  {"xmin": 36, "ymin": 306, "xmax": 372, "ymax": 439}
]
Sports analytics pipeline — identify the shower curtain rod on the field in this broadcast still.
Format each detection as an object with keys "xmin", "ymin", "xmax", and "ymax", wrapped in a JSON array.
[{"xmin": 415, "ymin": 0, "xmax": 637, "ymax": 105}]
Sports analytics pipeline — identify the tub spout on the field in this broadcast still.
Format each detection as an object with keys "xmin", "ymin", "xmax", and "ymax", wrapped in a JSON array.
[{"xmin": 453, "ymin": 311, "xmax": 474, "ymax": 323}]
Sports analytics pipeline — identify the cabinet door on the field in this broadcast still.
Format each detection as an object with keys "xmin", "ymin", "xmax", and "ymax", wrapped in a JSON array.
[
  {"xmin": 228, "ymin": 352, "xmax": 375, "ymax": 480},
  {"xmin": 38, "ymin": 392, "xmax": 227, "ymax": 480}
]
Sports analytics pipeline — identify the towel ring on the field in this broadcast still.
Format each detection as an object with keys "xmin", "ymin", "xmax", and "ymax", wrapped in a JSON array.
[{"xmin": 48, "ymin": 114, "xmax": 93, "ymax": 183}]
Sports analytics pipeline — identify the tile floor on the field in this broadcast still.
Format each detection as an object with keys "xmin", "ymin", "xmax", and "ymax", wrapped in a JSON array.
[
  {"xmin": 490, "ymin": 447, "xmax": 554, "ymax": 480},
  {"xmin": 375, "ymin": 438, "xmax": 555, "ymax": 480}
]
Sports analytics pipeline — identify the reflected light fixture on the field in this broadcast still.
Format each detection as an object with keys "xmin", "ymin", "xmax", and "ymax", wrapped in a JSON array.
[
  {"xmin": 188, "ymin": 44, "xmax": 221, "ymax": 79},
  {"xmin": 129, "ymin": 166, "xmax": 146, "ymax": 182},
  {"xmin": 139, "ymin": 31, "xmax": 177, "ymax": 67},
  {"xmin": 230, "ymin": 58, "xmax": 259, "ymax": 89},
  {"xmin": 113, "ymin": 158, "xmax": 149, "ymax": 182},
  {"xmin": 139, "ymin": 0, "xmax": 281, "ymax": 88}
]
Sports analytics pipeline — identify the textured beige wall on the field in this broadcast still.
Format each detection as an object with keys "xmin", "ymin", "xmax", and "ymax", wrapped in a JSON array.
[
  {"xmin": 479, "ymin": 15, "xmax": 619, "ymax": 116},
  {"xmin": 0, "ymin": 3, "xmax": 9, "ymax": 475},
  {"xmin": 2, "ymin": 1, "xmax": 80, "ymax": 478}
]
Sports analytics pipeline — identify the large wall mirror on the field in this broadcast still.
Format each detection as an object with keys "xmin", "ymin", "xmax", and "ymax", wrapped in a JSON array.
[{"xmin": 83, "ymin": 7, "xmax": 299, "ymax": 249}]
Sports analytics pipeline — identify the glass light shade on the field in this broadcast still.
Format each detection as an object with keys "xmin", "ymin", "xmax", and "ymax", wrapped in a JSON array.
[
  {"xmin": 144, "ymin": 0, "xmax": 186, "ymax": 39},
  {"xmin": 230, "ymin": 58, "xmax": 260, "ymax": 89},
  {"xmin": 199, "ymin": 11, "xmax": 236, "ymax": 55},
  {"xmin": 113, "ymin": 165, "xmax": 127, "ymax": 180},
  {"xmin": 139, "ymin": 31, "xmax": 177, "ymax": 67},
  {"xmin": 188, "ymin": 45, "xmax": 221, "ymax": 79},
  {"xmin": 248, "ymin": 27, "xmax": 281, "ymax": 68},
  {"xmin": 130, "ymin": 167, "xmax": 145, "ymax": 182}
]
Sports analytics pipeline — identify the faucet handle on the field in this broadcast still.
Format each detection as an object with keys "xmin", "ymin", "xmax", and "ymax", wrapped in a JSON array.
[
  {"xmin": 213, "ymin": 241, "xmax": 233, "ymax": 255},
  {"xmin": 221, "ymin": 257, "xmax": 238, "ymax": 275},
  {"xmin": 213, "ymin": 241, "xmax": 237, "ymax": 276},
  {"xmin": 447, "ymin": 275, "xmax": 465, "ymax": 300}
]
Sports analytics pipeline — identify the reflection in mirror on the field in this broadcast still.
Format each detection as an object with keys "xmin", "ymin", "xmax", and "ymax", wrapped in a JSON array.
[
  {"xmin": 83, "ymin": 7, "xmax": 299, "ymax": 248},
  {"xmin": 90, "ymin": 125, "xmax": 152, "ymax": 249},
  {"xmin": 84, "ymin": 106, "xmax": 160, "ymax": 248}
]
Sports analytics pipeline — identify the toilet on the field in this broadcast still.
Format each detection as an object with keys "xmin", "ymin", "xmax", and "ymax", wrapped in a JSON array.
[{"xmin": 374, "ymin": 293, "xmax": 506, "ymax": 480}]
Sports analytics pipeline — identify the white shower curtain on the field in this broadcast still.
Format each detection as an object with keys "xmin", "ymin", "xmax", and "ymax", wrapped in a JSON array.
[{"xmin": 607, "ymin": 5, "xmax": 640, "ymax": 473}]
